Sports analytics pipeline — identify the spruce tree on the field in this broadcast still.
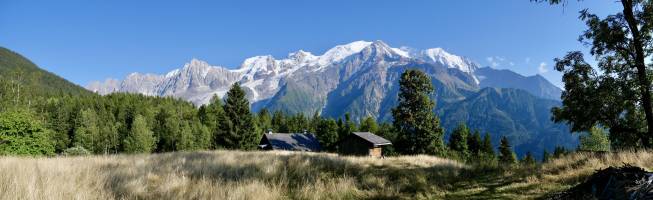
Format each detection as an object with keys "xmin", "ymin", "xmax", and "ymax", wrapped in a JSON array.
[
  {"xmin": 220, "ymin": 83, "xmax": 258, "ymax": 150},
  {"xmin": 123, "ymin": 114, "xmax": 155, "ymax": 153},
  {"xmin": 449, "ymin": 123, "xmax": 470, "ymax": 159},
  {"xmin": 522, "ymin": 151, "xmax": 537, "ymax": 166},
  {"xmin": 542, "ymin": 149, "xmax": 552, "ymax": 163},
  {"xmin": 498, "ymin": 136, "xmax": 517, "ymax": 165},
  {"xmin": 481, "ymin": 133, "xmax": 495, "ymax": 157},
  {"xmin": 271, "ymin": 110, "xmax": 287, "ymax": 133},
  {"xmin": 338, "ymin": 113, "xmax": 356, "ymax": 139},
  {"xmin": 467, "ymin": 130, "xmax": 482, "ymax": 156},
  {"xmin": 257, "ymin": 108, "xmax": 273, "ymax": 133},
  {"xmin": 392, "ymin": 69, "xmax": 445, "ymax": 155}
]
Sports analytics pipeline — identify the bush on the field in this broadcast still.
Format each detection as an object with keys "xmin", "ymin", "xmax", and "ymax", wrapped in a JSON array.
[
  {"xmin": 0, "ymin": 110, "xmax": 55, "ymax": 156},
  {"xmin": 63, "ymin": 146, "xmax": 91, "ymax": 156}
]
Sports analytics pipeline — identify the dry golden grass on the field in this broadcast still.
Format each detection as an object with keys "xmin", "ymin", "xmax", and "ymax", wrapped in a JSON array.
[
  {"xmin": 2, "ymin": 150, "xmax": 651, "ymax": 200},
  {"xmin": 0, "ymin": 151, "xmax": 467, "ymax": 200}
]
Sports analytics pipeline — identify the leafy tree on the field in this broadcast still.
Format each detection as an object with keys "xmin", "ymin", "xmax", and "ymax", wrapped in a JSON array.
[
  {"xmin": 316, "ymin": 118, "xmax": 339, "ymax": 151},
  {"xmin": 73, "ymin": 108, "xmax": 100, "ymax": 153},
  {"xmin": 287, "ymin": 113, "xmax": 309, "ymax": 133},
  {"xmin": 123, "ymin": 114, "xmax": 155, "ymax": 153},
  {"xmin": 377, "ymin": 123, "xmax": 398, "ymax": 156},
  {"xmin": 154, "ymin": 108, "xmax": 181, "ymax": 152},
  {"xmin": 359, "ymin": 116, "xmax": 379, "ymax": 133},
  {"xmin": 392, "ymin": 69, "xmax": 445, "ymax": 155},
  {"xmin": 0, "ymin": 110, "xmax": 55, "ymax": 156},
  {"xmin": 579, "ymin": 126, "xmax": 611, "ymax": 152},
  {"xmin": 219, "ymin": 83, "xmax": 258, "ymax": 150},
  {"xmin": 540, "ymin": 0, "xmax": 653, "ymax": 148},
  {"xmin": 449, "ymin": 123, "xmax": 470, "ymax": 159},
  {"xmin": 521, "ymin": 151, "xmax": 537, "ymax": 166},
  {"xmin": 498, "ymin": 136, "xmax": 517, "ymax": 165}
]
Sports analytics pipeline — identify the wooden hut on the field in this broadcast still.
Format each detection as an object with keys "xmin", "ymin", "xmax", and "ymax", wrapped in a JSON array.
[
  {"xmin": 258, "ymin": 132, "xmax": 321, "ymax": 152},
  {"xmin": 337, "ymin": 132, "xmax": 392, "ymax": 157}
]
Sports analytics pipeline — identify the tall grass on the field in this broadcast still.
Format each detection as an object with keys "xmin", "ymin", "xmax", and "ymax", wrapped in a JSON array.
[{"xmin": 0, "ymin": 151, "xmax": 467, "ymax": 200}]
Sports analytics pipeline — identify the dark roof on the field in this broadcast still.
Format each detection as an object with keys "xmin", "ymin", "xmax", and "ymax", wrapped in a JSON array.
[
  {"xmin": 352, "ymin": 132, "xmax": 392, "ymax": 146},
  {"xmin": 261, "ymin": 133, "xmax": 321, "ymax": 151}
]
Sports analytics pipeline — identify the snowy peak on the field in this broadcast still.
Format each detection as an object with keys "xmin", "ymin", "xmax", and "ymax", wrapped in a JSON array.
[
  {"xmin": 318, "ymin": 40, "xmax": 372, "ymax": 65},
  {"xmin": 418, "ymin": 48, "xmax": 479, "ymax": 73}
]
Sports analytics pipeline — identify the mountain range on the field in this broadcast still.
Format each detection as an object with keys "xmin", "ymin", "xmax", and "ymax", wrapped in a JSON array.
[{"xmin": 87, "ymin": 40, "xmax": 573, "ymax": 156}]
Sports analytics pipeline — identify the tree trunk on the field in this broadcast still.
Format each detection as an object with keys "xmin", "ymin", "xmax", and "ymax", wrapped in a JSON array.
[{"xmin": 622, "ymin": 0, "xmax": 653, "ymax": 147}]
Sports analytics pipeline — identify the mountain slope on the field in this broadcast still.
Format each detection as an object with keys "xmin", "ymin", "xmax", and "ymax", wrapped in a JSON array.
[
  {"xmin": 0, "ymin": 47, "xmax": 90, "ymax": 97},
  {"xmin": 475, "ymin": 67, "xmax": 562, "ymax": 100}
]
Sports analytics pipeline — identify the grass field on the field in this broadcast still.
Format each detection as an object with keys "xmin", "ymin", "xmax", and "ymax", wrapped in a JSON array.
[{"xmin": 0, "ymin": 150, "xmax": 651, "ymax": 200}]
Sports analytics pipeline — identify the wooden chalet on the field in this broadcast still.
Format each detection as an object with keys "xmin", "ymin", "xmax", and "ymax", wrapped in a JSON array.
[{"xmin": 337, "ymin": 132, "xmax": 392, "ymax": 158}]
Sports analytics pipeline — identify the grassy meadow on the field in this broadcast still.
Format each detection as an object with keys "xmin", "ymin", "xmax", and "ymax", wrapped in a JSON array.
[{"xmin": 0, "ymin": 150, "xmax": 652, "ymax": 200}]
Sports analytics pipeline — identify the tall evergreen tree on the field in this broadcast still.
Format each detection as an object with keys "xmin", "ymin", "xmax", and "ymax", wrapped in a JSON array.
[
  {"xmin": 123, "ymin": 114, "xmax": 155, "ymax": 153},
  {"xmin": 219, "ymin": 83, "xmax": 258, "ymax": 150},
  {"xmin": 449, "ymin": 123, "xmax": 470, "ymax": 159},
  {"xmin": 392, "ymin": 69, "xmax": 445, "ymax": 155},
  {"xmin": 498, "ymin": 136, "xmax": 517, "ymax": 165},
  {"xmin": 468, "ymin": 130, "xmax": 482, "ymax": 157},
  {"xmin": 257, "ymin": 108, "xmax": 273, "ymax": 133},
  {"xmin": 271, "ymin": 110, "xmax": 287, "ymax": 133},
  {"xmin": 542, "ymin": 149, "xmax": 552, "ymax": 163},
  {"xmin": 481, "ymin": 133, "xmax": 495, "ymax": 157}
]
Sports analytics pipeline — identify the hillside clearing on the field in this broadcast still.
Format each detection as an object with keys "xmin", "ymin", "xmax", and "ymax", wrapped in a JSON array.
[{"xmin": 0, "ymin": 150, "xmax": 651, "ymax": 199}]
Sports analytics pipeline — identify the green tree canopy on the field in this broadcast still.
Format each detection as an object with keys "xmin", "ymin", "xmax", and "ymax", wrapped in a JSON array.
[
  {"xmin": 498, "ymin": 136, "xmax": 517, "ymax": 165},
  {"xmin": 392, "ymin": 69, "xmax": 445, "ymax": 155},
  {"xmin": 219, "ymin": 83, "xmax": 259, "ymax": 150},
  {"xmin": 0, "ymin": 110, "xmax": 54, "ymax": 156},
  {"xmin": 579, "ymin": 126, "xmax": 611, "ymax": 152},
  {"xmin": 123, "ymin": 114, "xmax": 155, "ymax": 153},
  {"xmin": 449, "ymin": 123, "xmax": 470, "ymax": 159}
]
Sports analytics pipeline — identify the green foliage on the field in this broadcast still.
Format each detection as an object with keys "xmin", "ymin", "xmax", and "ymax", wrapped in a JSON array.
[
  {"xmin": 73, "ymin": 109, "xmax": 100, "ymax": 153},
  {"xmin": 579, "ymin": 126, "xmax": 611, "ymax": 152},
  {"xmin": 0, "ymin": 110, "xmax": 55, "ymax": 156},
  {"xmin": 498, "ymin": 136, "xmax": 517, "ymax": 165},
  {"xmin": 271, "ymin": 110, "xmax": 288, "ymax": 133},
  {"xmin": 359, "ymin": 116, "xmax": 379, "ymax": 133},
  {"xmin": 550, "ymin": 0, "xmax": 653, "ymax": 148},
  {"xmin": 542, "ymin": 149, "xmax": 551, "ymax": 163},
  {"xmin": 123, "ymin": 115, "xmax": 155, "ymax": 153},
  {"xmin": 481, "ymin": 133, "xmax": 495, "ymax": 158},
  {"xmin": 467, "ymin": 130, "xmax": 482, "ymax": 157},
  {"xmin": 392, "ymin": 69, "xmax": 445, "ymax": 155},
  {"xmin": 338, "ymin": 113, "xmax": 357, "ymax": 139},
  {"xmin": 521, "ymin": 151, "xmax": 537, "ymax": 166},
  {"xmin": 63, "ymin": 146, "xmax": 91, "ymax": 156},
  {"xmin": 553, "ymin": 146, "xmax": 570, "ymax": 158},
  {"xmin": 257, "ymin": 108, "xmax": 273, "ymax": 133},
  {"xmin": 316, "ymin": 118, "xmax": 339, "ymax": 151},
  {"xmin": 218, "ymin": 83, "xmax": 258, "ymax": 150},
  {"xmin": 448, "ymin": 123, "xmax": 470, "ymax": 159}
]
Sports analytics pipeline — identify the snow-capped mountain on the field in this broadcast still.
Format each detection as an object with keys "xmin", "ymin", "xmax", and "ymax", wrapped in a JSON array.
[
  {"xmin": 87, "ymin": 40, "xmax": 485, "ymax": 105},
  {"xmin": 87, "ymin": 40, "xmax": 571, "ymax": 157}
]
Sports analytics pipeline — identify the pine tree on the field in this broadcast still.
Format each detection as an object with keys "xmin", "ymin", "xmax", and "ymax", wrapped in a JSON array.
[
  {"xmin": 481, "ymin": 133, "xmax": 495, "ymax": 157},
  {"xmin": 309, "ymin": 111, "xmax": 321, "ymax": 134},
  {"xmin": 542, "ymin": 149, "xmax": 552, "ymax": 163},
  {"xmin": 359, "ymin": 116, "xmax": 379, "ymax": 133},
  {"xmin": 73, "ymin": 108, "xmax": 100, "ymax": 153},
  {"xmin": 338, "ymin": 113, "xmax": 357, "ymax": 139},
  {"xmin": 449, "ymin": 123, "xmax": 470, "ymax": 159},
  {"xmin": 257, "ymin": 108, "xmax": 273, "ymax": 133},
  {"xmin": 498, "ymin": 136, "xmax": 517, "ymax": 165},
  {"xmin": 220, "ymin": 83, "xmax": 258, "ymax": 150},
  {"xmin": 467, "ymin": 130, "xmax": 482, "ymax": 157},
  {"xmin": 521, "ymin": 151, "xmax": 537, "ymax": 166},
  {"xmin": 123, "ymin": 114, "xmax": 155, "ymax": 153},
  {"xmin": 271, "ymin": 111, "xmax": 287, "ymax": 133},
  {"xmin": 392, "ymin": 69, "xmax": 445, "ymax": 155}
]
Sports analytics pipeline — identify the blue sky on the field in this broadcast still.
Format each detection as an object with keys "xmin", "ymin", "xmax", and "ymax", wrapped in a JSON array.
[{"xmin": 0, "ymin": 0, "xmax": 619, "ymax": 88}]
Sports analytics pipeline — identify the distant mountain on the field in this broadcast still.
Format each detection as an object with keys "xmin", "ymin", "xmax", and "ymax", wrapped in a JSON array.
[
  {"xmin": 0, "ymin": 47, "xmax": 90, "ymax": 97},
  {"xmin": 475, "ymin": 67, "xmax": 562, "ymax": 100},
  {"xmin": 87, "ymin": 40, "xmax": 573, "ymax": 155}
]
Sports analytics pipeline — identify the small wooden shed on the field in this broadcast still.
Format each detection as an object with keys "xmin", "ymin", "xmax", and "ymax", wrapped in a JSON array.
[
  {"xmin": 258, "ymin": 133, "xmax": 322, "ymax": 152},
  {"xmin": 337, "ymin": 132, "xmax": 392, "ymax": 157}
]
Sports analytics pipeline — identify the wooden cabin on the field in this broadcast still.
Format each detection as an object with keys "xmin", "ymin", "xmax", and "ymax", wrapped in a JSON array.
[
  {"xmin": 337, "ymin": 132, "xmax": 392, "ymax": 158},
  {"xmin": 258, "ymin": 132, "xmax": 322, "ymax": 152}
]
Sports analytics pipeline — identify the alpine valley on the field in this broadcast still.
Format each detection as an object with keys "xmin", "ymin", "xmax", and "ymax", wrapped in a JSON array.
[{"xmin": 87, "ymin": 40, "xmax": 575, "ymax": 156}]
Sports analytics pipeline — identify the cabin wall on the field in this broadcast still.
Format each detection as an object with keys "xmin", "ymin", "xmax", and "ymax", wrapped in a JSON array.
[
  {"xmin": 338, "ymin": 137, "xmax": 371, "ymax": 156},
  {"xmin": 369, "ymin": 147, "xmax": 382, "ymax": 158}
]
